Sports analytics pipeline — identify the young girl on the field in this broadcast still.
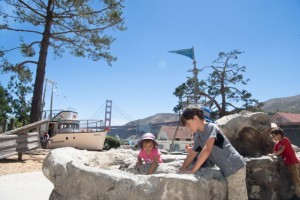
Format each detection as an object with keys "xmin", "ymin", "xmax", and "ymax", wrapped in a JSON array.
[
  {"xmin": 136, "ymin": 132, "xmax": 162, "ymax": 175},
  {"xmin": 269, "ymin": 127, "xmax": 300, "ymax": 198}
]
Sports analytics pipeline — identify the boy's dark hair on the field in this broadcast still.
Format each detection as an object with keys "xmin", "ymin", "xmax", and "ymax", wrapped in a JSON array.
[
  {"xmin": 180, "ymin": 107, "xmax": 204, "ymax": 126},
  {"xmin": 271, "ymin": 127, "xmax": 284, "ymax": 137}
]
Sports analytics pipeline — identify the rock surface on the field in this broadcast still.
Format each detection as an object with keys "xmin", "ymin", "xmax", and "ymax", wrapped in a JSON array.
[
  {"xmin": 216, "ymin": 111, "xmax": 274, "ymax": 157},
  {"xmin": 43, "ymin": 148, "xmax": 227, "ymax": 200},
  {"xmin": 43, "ymin": 147, "xmax": 296, "ymax": 200}
]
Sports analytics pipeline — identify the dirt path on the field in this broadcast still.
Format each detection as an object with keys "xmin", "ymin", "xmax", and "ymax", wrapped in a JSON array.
[{"xmin": 0, "ymin": 148, "xmax": 50, "ymax": 176}]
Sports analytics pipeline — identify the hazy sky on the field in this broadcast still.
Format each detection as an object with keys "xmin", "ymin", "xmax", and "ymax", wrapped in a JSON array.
[{"xmin": 1, "ymin": 0, "xmax": 300, "ymax": 125}]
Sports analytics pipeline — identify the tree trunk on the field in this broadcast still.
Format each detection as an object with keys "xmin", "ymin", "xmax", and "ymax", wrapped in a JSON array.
[
  {"xmin": 220, "ymin": 57, "xmax": 230, "ymax": 117},
  {"xmin": 199, "ymin": 92, "xmax": 222, "ymax": 115},
  {"xmin": 30, "ymin": 1, "xmax": 53, "ymax": 123}
]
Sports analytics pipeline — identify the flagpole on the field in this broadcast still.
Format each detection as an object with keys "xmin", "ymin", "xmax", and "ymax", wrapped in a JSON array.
[
  {"xmin": 169, "ymin": 46, "xmax": 199, "ymax": 152},
  {"xmin": 192, "ymin": 46, "xmax": 198, "ymax": 105},
  {"xmin": 169, "ymin": 46, "xmax": 199, "ymax": 105}
]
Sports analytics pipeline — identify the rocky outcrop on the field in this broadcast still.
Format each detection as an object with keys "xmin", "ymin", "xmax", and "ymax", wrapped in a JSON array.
[
  {"xmin": 43, "ymin": 147, "xmax": 296, "ymax": 200},
  {"xmin": 216, "ymin": 111, "xmax": 274, "ymax": 157},
  {"xmin": 43, "ymin": 148, "xmax": 227, "ymax": 200},
  {"xmin": 246, "ymin": 156, "xmax": 293, "ymax": 200}
]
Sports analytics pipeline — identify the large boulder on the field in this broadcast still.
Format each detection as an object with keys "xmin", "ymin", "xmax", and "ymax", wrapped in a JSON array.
[
  {"xmin": 216, "ymin": 111, "xmax": 274, "ymax": 157},
  {"xmin": 43, "ymin": 147, "xmax": 295, "ymax": 200},
  {"xmin": 43, "ymin": 147, "xmax": 227, "ymax": 200},
  {"xmin": 246, "ymin": 156, "xmax": 292, "ymax": 200}
]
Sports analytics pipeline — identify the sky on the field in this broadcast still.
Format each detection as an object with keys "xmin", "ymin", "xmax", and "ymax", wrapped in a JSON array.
[{"xmin": 1, "ymin": 0, "xmax": 300, "ymax": 125}]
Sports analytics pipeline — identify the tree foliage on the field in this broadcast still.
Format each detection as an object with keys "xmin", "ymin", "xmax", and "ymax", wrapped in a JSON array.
[
  {"xmin": 0, "ymin": 0, "xmax": 126, "ymax": 123},
  {"xmin": 0, "ymin": 64, "xmax": 32, "ymax": 127},
  {"xmin": 173, "ymin": 78, "xmax": 207, "ymax": 113},
  {"xmin": 0, "ymin": 84, "xmax": 12, "ymax": 124},
  {"xmin": 173, "ymin": 50, "xmax": 263, "ymax": 118},
  {"xmin": 7, "ymin": 67, "xmax": 33, "ymax": 126}
]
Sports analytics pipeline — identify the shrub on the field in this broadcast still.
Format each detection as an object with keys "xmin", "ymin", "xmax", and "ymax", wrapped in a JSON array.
[{"xmin": 104, "ymin": 135, "xmax": 121, "ymax": 150}]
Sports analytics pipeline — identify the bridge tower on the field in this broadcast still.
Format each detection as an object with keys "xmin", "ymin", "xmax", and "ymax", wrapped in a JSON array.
[{"xmin": 104, "ymin": 100, "xmax": 112, "ymax": 128}]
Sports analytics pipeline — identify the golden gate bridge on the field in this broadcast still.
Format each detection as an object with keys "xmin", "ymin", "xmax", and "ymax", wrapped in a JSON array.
[{"xmin": 94, "ymin": 100, "xmax": 179, "ymax": 138}]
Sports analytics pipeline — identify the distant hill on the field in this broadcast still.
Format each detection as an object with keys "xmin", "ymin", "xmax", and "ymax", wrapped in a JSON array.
[
  {"xmin": 108, "ymin": 95, "xmax": 300, "ymax": 139},
  {"xmin": 125, "ymin": 113, "xmax": 179, "ymax": 126},
  {"xmin": 122, "ymin": 95, "xmax": 300, "ymax": 126},
  {"xmin": 108, "ymin": 113, "xmax": 179, "ymax": 139},
  {"xmin": 261, "ymin": 94, "xmax": 300, "ymax": 113}
]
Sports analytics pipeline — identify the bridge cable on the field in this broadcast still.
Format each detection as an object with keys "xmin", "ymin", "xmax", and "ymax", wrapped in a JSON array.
[
  {"xmin": 89, "ymin": 101, "xmax": 106, "ymax": 120},
  {"xmin": 112, "ymin": 101, "xmax": 135, "ymax": 121}
]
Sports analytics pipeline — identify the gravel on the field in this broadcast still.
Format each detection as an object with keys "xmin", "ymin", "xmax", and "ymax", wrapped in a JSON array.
[{"xmin": 0, "ymin": 148, "xmax": 49, "ymax": 176}]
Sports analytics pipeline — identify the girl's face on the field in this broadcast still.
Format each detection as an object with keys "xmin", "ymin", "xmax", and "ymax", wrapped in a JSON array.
[{"xmin": 143, "ymin": 141, "xmax": 154, "ymax": 154}]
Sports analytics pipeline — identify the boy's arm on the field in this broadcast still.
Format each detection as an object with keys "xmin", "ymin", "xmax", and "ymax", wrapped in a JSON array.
[
  {"xmin": 269, "ymin": 146, "xmax": 285, "ymax": 156},
  {"xmin": 190, "ymin": 137, "xmax": 215, "ymax": 173},
  {"xmin": 179, "ymin": 150, "xmax": 197, "ymax": 171}
]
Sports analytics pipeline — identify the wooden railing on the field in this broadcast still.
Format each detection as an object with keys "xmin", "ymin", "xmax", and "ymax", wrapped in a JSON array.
[{"xmin": 0, "ymin": 119, "xmax": 49, "ymax": 160}]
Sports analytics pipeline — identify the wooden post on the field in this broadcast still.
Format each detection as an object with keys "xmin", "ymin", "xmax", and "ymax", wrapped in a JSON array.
[
  {"xmin": 8, "ymin": 118, "xmax": 15, "ymax": 131},
  {"xmin": 1, "ymin": 119, "xmax": 7, "ymax": 133},
  {"xmin": 18, "ymin": 153, "xmax": 23, "ymax": 161}
]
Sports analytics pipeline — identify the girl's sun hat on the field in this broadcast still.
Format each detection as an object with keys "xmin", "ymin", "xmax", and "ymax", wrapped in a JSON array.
[{"xmin": 137, "ymin": 132, "xmax": 158, "ymax": 148}]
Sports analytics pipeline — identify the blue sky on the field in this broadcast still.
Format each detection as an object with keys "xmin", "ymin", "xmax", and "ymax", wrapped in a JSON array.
[{"xmin": 1, "ymin": 0, "xmax": 300, "ymax": 125}]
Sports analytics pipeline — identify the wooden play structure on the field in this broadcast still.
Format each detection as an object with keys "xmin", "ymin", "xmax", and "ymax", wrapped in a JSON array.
[{"xmin": 0, "ymin": 119, "xmax": 49, "ymax": 160}]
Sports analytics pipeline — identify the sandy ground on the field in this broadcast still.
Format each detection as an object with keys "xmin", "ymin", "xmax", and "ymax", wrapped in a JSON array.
[{"xmin": 0, "ymin": 148, "xmax": 49, "ymax": 176}]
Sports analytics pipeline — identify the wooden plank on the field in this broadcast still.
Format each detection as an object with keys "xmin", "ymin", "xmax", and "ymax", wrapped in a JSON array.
[
  {"xmin": 0, "ymin": 140, "xmax": 40, "ymax": 151},
  {"xmin": 0, "ymin": 132, "xmax": 41, "ymax": 159},
  {"xmin": 0, "ymin": 151, "xmax": 18, "ymax": 159},
  {"xmin": 0, "ymin": 132, "xmax": 39, "ymax": 149},
  {"xmin": 2, "ymin": 119, "xmax": 49, "ymax": 135},
  {"xmin": 0, "ymin": 120, "xmax": 47, "ymax": 159},
  {"xmin": 0, "ymin": 142, "xmax": 39, "ymax": 159},
  {"xmin": 0, "ymin": 139, "xmax": 40, "ymax": 149},
  {"xmin": 0, "ymin": 132, "xmax": 39, "ymax": 139}
]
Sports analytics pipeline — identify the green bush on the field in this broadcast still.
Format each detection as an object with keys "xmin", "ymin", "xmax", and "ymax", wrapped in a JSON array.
[{"xmin": 104, "ymin": 135, "xmax": 121, "ymax": 150}]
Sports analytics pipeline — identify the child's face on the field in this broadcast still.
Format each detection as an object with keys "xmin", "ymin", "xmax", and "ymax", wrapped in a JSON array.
[
  {"xmin": 185, "ymin": 116, "xmax": 199, "ymax": 132},
  {"xmin": 143, "ymin": 141, "xmax": 154, "ymax": 154},
  {"xmin": 271, "ymin": 134, "xmax": 280, "ymax": 141}
]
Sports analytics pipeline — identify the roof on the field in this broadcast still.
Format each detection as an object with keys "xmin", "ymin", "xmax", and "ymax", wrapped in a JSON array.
[
  {"xmin": 271, "ymin": 112, "xmax": 300, "ymax": 124},
  {"xmin": 159, "ymin": 125, "xmax": 193, "ymax": 139}
]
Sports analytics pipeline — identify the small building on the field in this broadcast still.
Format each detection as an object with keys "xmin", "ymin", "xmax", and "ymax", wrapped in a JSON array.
[
  {"xmin": 156, "ymin": 125, "xmax": 193, "ymax": 152},
  {"xmin": 270, "ymin": 112, "xmax": 300, "ymax": 147}
]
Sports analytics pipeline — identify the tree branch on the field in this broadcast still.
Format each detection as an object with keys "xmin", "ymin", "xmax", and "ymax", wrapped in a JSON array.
[
  {"xmin": 0, "ymin": 41, "xmax": 41, "ymax": 55},
  {"xmin": 51, "ymin": 20, "xmax": 122, "ymax": 36},
  {"xmin": 1, "ymin": 26, "xmax": 43, "ymax": 34},
  {"xmin": 18, "ymin": 0, "xmax": 45, "ymax": 18},
  {"xmin": 17, "ymin": 60, "xmax": 38, "ymax": 66}
]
